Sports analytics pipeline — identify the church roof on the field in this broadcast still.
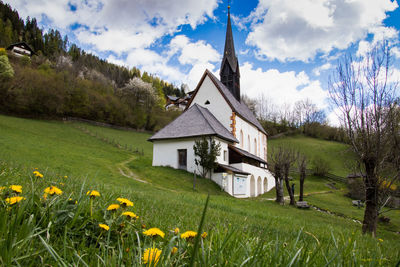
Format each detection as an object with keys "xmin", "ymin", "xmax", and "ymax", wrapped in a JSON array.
[
  {"xmin": 148, "ymin": 103, "xmax": 238, "ymax": 143},
  {"xmin": 187, "ymin": 70, "xmax": 267, "ymax": 135},
  {"xmin": 229, "ymin": 145, "xmax": 267, "ymax": 164},
  {"xmin": 220, "ymin": 7, "xmax": 238, "ymax": 73}
]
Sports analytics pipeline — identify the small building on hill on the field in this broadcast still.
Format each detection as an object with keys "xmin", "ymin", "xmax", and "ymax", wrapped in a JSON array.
[
  {"xmin": 149, "ymin": 6, "xmax": 275, "ymax": 198},
  {"xmin": 6, "ymin": 42, "xmax": 35, "ymax": 57}
]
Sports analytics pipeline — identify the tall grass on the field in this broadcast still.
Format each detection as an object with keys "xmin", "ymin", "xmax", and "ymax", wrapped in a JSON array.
[{"xmin": 0, "ymin": 162, "xmax": 398, "ymax": 266}]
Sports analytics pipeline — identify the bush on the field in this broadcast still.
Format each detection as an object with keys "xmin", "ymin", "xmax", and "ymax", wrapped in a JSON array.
[
  {"xmin": 0, "ymin": 55, "xmax": 14, "ymax": 79},
  {"xmin": 0, "ymin": 48, "xmax": 7, "ymax": 56},
  {"xmin": 311, "ymin": 157, "xmax": 331, "ymax": 176}
]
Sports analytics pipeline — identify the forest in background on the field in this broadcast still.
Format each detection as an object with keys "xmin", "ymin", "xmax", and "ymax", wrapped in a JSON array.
[{"xmin": 0, "ymin": 1, "xmax": 184, "ymax": 131}]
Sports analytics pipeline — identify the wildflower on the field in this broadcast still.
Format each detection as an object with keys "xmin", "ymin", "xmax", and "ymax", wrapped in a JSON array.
[
  {"xmin": 378, "ymin": 238, "xmax": 383, "ymax": 242},
  {"xmin": 10, "ymin": 185, "xmax": 22, "ymax": 194},
  {"xmin": 122, "ymin": 211, "xmax": 139, "ymax": 219},
  {"xmin": 59, "ymin": 182, "xmax": 64, "ymax": 186},
  {"xmin": 99, "ymin": 224, "xmax": 109, "ymax": 231},
  {"xmin": 107, "ymin": 204, "xmax": 120, "ymax": 211},
  {"xmin": 142, "ymin": 248, "xmax": 161, "ymax": 265},
  {"xmin": 33, "ymin": 171, "xmax": 43, "ymax": 178},
  {"xmin": 86, "ymin": 190, "xmax": 100, "ymax": 198},
  {"xmin": 143, "ymin": 228, "xmax": 165, "ymax": 238},
  {"xmin": 181, "ymin": 231, "xmax": 197, "ymax": 240},
  {"xmin": 43, "ymin": 193, "xmax": 48, "ymax": 200},
  {"xmin": 0, "ymin": 186, "xmax": 6, "ymax": 191},
  {"xmin": 201, "ymin": 232, "xmax": 207, "ymax": 239},
  {"xmin": 64, "ymin": 176, "xmax": 68, "ymax": 178},
  {"xmin": 171, "ymin": 247, "xmax": 178, "ymax": 255},
  {"xmin": 174, "ymin": 227, "xmax": 180, "ymax": 235},
  {"xmin": 44, "ymin": 186, "xmax": 63, "ymax": 196},
  {"xmin": 5, "ymin": 196, "xmax": 25, "ymax": 205},
  {"xmin": 116, "ymin": 197, "xmax": 133, "ymax": 207}
]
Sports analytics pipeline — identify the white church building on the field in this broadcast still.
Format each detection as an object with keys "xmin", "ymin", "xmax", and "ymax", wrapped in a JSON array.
[{"xmin": 149, "ymin": 6, "xmax": 275, "ymax": 198}]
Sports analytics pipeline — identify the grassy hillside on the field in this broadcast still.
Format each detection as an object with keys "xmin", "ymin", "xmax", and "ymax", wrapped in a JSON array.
[
  {"xmin": 0, "ymin": 114, "xmax": 399, "ymax": 265},
  {"xmin": 269, "ymin": 134, "xmax": 356, "ymax": 177}
]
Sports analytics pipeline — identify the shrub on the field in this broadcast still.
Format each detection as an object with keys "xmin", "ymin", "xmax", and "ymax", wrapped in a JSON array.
[
  {"xmin": 0, "ymin": 55, "xmax": 14, "ymax": 79},
  {"xmin": 311, "ymin": 157, "xmax": 331, "ymax": 176},
  {"xmin": 0, "ymin": 48, "xmax": 6, "ymax": 56}
]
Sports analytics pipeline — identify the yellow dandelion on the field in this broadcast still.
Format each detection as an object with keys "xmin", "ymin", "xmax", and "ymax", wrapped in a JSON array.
[
  {"xmin": 116, "ymin": 197, "xmax": 133, "ymax": 207},
  {"xmin": 107, "ymin": 204, "xmax": 120, "ymax": 211},
  {"xmin": 201, "ymin": 232, "xmax": 207, "ymax": 239},
  {"xmin": 33, "ymin": 171, "xmax": 43, "ymax": 178},
  {"xmin": 142, "ymin": 248, "xmax": 161, "ymax": 265},
  {"xmin": 87, "ymin": 190, "xmax": 100, "ymax": 198},
  {"xmin": 122, "ymin": 211, "xmax": 139, "ymax": 219},
  {"xmin": 378, "ymin": 238, "xmax": 383, "ymax": 242},
  {"xmin": 10, "ymin": 185, "xmax": 22, "ymax": 194},
  {"xmin": 44, "ymin": 186, "xmax": 63, "ymax": 196},
  {"xmin": 5, "ymin": 196, "xmax": 25, "ymax": 205},
  {"xmin": 59, "ymin": 182, "xmax": 64, "ymax": 186},
  {"xmin": 43, "ymin": 193, "xmax": 48, "ymax": 200},
  {"xmin": 143, "ymin": 228, "xmax": 165, "ymax": 238},
  {"xmin": 181, "ymin": 231, "xmax": 197, "ymax": 240},
  {"xmin": 64, "ymin": 176, "xmax": 68, "ymax": 178},
  {"xmin": 0, "ymin": 186, "xmax": 6, "ymax": 191},
  {"xmin": 99, "ymin": 224, "xmax": 109, "ymax": 231},
  {"xmin": 171, "ymin": 247, "xmax": 178, "ymax": 255},
  {"xmin": 174, "ymin": 227, "xmax": 180, "ymax": 235}
]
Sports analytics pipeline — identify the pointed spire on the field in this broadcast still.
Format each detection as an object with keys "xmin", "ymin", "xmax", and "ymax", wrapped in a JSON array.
[{"xmin": 220, "ymin": 2, "xmax": 241, "ymax": 101}]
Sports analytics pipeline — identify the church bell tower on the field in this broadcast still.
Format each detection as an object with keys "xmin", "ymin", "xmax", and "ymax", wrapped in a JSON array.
[{"xmin": 220, "ymin": 4, "xmax": 241, "ymax": 102}]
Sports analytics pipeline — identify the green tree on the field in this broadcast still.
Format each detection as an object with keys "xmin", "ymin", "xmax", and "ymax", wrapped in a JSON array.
[
  {"xmin": 0, "ymin": 55, "xmax": 14, "ymax": 79},
  {"xmin": 193, "ymin": 137, "xmax": 221, "ymax": 178}
]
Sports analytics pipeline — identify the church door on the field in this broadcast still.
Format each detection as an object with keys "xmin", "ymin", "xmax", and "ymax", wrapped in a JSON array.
[{"xmin": 178, "ymin": 149, "xmax": 187, "ymax": 170}]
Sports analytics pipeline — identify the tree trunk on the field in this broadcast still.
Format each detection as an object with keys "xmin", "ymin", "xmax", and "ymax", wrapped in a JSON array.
[
  {"xmin": 274, "ymin": 167, "xmax": 284, "ymax": 205},
  {"xmin": 362, "ymin": 161, "xmax": 378, "ymax": 236},
  {"xmin": 299, "ymin": 170, "xmax": 305, "ymax": 201},
  {"xmin": 284, "ymin": 165, "xmax": 295, "ymax": 205}
]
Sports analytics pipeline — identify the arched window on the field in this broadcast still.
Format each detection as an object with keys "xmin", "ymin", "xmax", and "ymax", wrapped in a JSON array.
[
  {"xmin": 240, "ymin": 130, "xmax": 243, "ymax": 148},
  {"xmin": 248, "ymin": 135, "xmax": 250, "ymax": 152},
  {"xmin": 254, "ymin": 138, "xmax": 257, "ymax": 155}
]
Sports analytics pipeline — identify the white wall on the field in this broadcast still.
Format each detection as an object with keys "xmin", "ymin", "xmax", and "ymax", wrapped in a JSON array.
[
  {"xmin": 189, "ymin": 75, "xmax": 233, "ymax": 131},
  {"xmin": 230, "ymin": 163, "xmax": 275, "ymax": 197},
  {"xmin": 235, "ymin": 116, "xmax": 267, "ymax": 161}
]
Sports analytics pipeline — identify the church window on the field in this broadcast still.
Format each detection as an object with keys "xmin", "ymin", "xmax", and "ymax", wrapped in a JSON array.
[
  {"xmin": 223, "ymin": 150, "xmax": 228, "ymax": 162},
  {"xmin": 254, "ymin": 139, "xmax": 257, "ymax": 156},
  {"xmin": 240, "ymin": 130, "xmax": 243, "ymax": 148},
  {"xmin": 248, "ymin": 135, "xmax": 250, "ymax": 152}
]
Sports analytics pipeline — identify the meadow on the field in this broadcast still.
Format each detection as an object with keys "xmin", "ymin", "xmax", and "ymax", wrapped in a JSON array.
[{"xmin": 0, "ymin": 114, "xmax": 399, "ymax": 266}]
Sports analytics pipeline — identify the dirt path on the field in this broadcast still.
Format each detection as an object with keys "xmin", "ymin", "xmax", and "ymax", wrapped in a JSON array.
[{"xmin": 116, "ymin": 156, "xmax": 148, "ymax": 184}]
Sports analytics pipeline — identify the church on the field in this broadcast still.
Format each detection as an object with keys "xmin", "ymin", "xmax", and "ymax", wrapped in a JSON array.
[{"xmin": 149, "ymin": 6, "xmax": 275, "ymax": 198}]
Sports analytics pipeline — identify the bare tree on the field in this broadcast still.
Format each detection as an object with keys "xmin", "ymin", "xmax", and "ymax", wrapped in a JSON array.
[
  {"xmin": 282, "ymin": 148, "xmax": 297, "ymax": 205},
  {"xmin": 294, "ymin": 99, "xmax": 326, "ymax": 134},
  {"xmin": 297, "ymin": 153, "xmax": 308, "ymax": 201},
  {"xmin": 269, "ymin": 146, "xmax": 285, "ymax": 204},
  {"xmin": 328, "ymin": 41, "xmax": 399, "ymax": 236}
]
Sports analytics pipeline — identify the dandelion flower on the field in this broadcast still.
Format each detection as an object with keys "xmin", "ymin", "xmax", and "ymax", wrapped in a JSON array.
[
  {"xmin": 142, "ymin": 248, "xmax": 161, "ymax": 265},
  {"xmin": 64, "ymin": 176, "xmax": 68, "ymax": 178},
  {"xmin": 378, "ymin": 238, "xmax": 383, "ymax": 242},
  {"xmin": 44, "ymin": 186, "xmax": 63, "ymax": 196},
  {"xmin": 122, "ymin": 211, "xmax": 139, "ymax": 219},
  {"xmin": 0, "ymin": 186, "xmax": 6, "ymax": 191},
  {"xmin": 10, "ymin": 185, "xmax": 22, "ymax": 194},
  {"xmin": 43, "ymin": 193, "xmax": 48, "ymax": 200},
  {"xmin": 143, "ymin": 228, "xmax": 165, "ymax": 238},
  {"xmin": 5, "ymin": 196, "xmax": 25, "ymax": 205},
  {"xmin": 116, "ymin": 197, "xmax": 133, "ymax": 207},
  {"xmin": 171, "ymin": 247, "xmax": 178, "ymax": 255},
  {"xmin": 107, "ymin": 204, "xmax": 120, "ymax": 211},
  {"xmin": 174, "ymin": 227, "xmax": 180, "ymax": 235},
  {"xmin": 33, "ymin": 171, "xmax": 43, "ymax": 178},
  {"xmin": 99, "ymin": 224, "xmax": 109, "ymax": 231},
  {"xmin": 87, "ymin": 190, "xmax": 100, "ymax": 198},
  {"xmin": 201, "ymin": 232, "xmax": 207, "ymax": 239},
  {"xmin": 181, "ymin": 231, "xmax": 197, "ymax": 240}
]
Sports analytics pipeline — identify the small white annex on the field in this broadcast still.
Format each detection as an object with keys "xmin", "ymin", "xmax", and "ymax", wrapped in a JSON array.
[{"xmin": 148, "ymin": 7, "xmax": 275, "ymax": 198}]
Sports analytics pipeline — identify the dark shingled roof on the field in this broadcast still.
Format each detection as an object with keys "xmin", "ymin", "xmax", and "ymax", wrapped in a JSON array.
[
  {"xmin": 188, "ymin": 70, "xmax": 266, "ymax": 134},
  {"xmin": 215, "ymin": 163, "xmax": 250, "ymax": 175},
  {"xmin": 149, "ymin": 104, "xmax": 238, "ymax": 143},
  {"xmin": 229, "ymin": 144, "xmax": 267, "ymax": 164}
]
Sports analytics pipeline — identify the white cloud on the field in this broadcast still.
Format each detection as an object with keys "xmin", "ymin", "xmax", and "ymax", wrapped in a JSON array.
[
  {"xmin": 313, "ymin": 63, "xmax": 333, "ymax": 76},
  {"xmin": 245, "ymin": 0, "xmax": 398, "ymax": 62},
  {"xmin": 240, "ymin": 62, "xmax": 328, "ymax": 110}
]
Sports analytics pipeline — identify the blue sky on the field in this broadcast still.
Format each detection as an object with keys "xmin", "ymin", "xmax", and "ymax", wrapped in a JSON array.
[{"xmin": 6, "ymin": 0, "xmax": 400, "ymax": 125}]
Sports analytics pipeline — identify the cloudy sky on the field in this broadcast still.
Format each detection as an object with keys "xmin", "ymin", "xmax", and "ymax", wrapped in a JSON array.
[{"xmin": 6, "ymin": 0, "xmax": 400, "ymax": 125}]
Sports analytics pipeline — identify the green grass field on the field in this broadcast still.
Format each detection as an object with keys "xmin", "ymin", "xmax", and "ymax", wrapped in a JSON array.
[{"xmin": 0, "ymin": 114, "xmax": 399, "ymax": 265}]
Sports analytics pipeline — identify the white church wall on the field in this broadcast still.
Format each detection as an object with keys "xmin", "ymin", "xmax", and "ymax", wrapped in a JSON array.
[
  {"xmin": 152, "ymin": 139, "xmax": 198, "ymax": 173},
  {"xmin": 214, "ymin": 137, "xmax": 229, "ymax": 165},
  {"xmin": 189, "ymin": 76, "xmax": 233, "ymax": 131},
  {"xmin": 235, "ymin": 116, "xmax": 267, "ymax": 160},
  {"xmin": 230, "ymin": 163, "xmax": 275, "ymax": 196}
]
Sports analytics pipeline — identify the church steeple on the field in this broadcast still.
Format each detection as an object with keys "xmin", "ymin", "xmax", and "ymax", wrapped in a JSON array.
[{"xmin": 220, "ymin": 4, "xmax": 240, "ymax": 102}]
